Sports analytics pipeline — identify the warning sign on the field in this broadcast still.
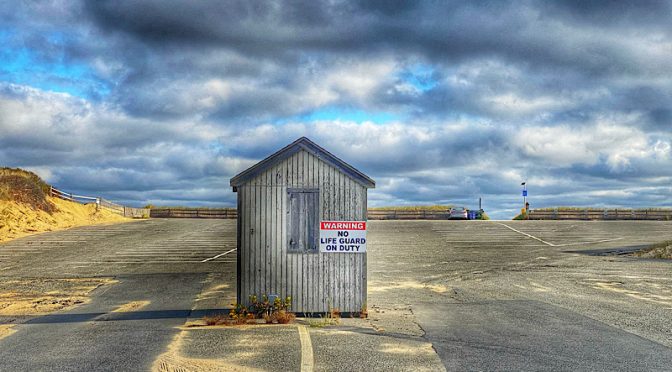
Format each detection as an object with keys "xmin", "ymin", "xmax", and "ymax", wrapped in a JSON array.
[{"xmin": 320, "ymin": 221, "xmax": 367, "ymax": 253}]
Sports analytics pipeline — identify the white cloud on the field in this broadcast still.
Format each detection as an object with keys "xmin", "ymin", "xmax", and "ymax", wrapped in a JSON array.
[
  {"xmin": 487, "ymin": 93, "xmax": 569, "ymax": 116},
  {"xmin": 514, "ymin": 119, "xmax": 660, "ymax": 171},
  {"xmin": 2, "ymin": 82, "xmax": 671, "ymax": 219}
]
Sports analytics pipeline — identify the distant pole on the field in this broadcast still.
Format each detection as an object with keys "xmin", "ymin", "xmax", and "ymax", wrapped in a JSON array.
[
  {"xmin": 478, "ymin": 197, "xmax": 482, "ymax": 210},
  {"xmin": 521, "ymin": 182, "xmax": 528, "ymax": 218}
]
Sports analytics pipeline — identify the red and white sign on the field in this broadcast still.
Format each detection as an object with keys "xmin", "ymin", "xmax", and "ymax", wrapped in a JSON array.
[{"xmin": 320, "ymin": 220, "xmax": 367, "ymax": 253}]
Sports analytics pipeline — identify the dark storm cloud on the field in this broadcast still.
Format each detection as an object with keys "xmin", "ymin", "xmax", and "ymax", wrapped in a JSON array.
[
  {"xmin": 73, "ymin": 0, "xmax": 672, "ymax": 129},
  {"xmin": 544, "ymin": 1, "xmax": 672, "ymax": 28},
  {"xmin": 85, "ymin": 1, "xmax": 343, "ymax": 53},
  {"xmin": 83, "ymin": 0, "xmax": 669, "ymax": 72}
]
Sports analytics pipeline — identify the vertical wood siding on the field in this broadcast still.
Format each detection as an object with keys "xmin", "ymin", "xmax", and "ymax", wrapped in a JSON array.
[{"xmin": 237, "ymin": 149, "xmax": 367, "ymax": 313}]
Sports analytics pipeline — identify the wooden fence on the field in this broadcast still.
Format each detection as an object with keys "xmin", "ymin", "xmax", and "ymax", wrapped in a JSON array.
[
  {"xmin": 50, "ymin": 186, "xmax": 98, "ymax": 205},
  {"xmin": 527, "ymin": 208, "xmax": 672, "ymax": 221},
  {"xmin": 148, "ymin": 207, "xmax": 672, "ymax": 221},
  {"xmin": 149, "ymin": 208, "xmax": 455, "ymax": 220},
  {"xmin": 50, "ymin": 187, "xmax": 148, "ymax": 218},
  {"xmin": 149, "ymin": 208, "xmax": 238, "ymax": 219},
  {"xmin": 367, "ymin": 210, "xmax": 452, "ymax": 220}
]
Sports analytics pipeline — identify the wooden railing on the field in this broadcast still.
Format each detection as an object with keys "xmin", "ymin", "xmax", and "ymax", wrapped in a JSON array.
[
  {"xmin": 527, "ymin": 208, "xmax": 672, "ymax": 221},
  {"xmin": 367, "ymin": 210, "xmax": 452, "ymax": 220},
  {"xmin": 50, "ymin": 186, "xmax": 99, "ymax": 205},
  {"xmin": 149, "ymin": 208, "xmax": 238, "ymax": 219},
  {"xmin": 50, "ymin": 186, "xmax": 148, "ymax": 218},
  {"xmin": 149, "ymin": 208, "xmax": 459, "ymax": 220}
]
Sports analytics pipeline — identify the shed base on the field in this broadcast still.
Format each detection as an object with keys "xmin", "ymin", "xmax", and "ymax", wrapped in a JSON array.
[{"xmin": 294, "ymin": 312, "xmax": 367, "ymax": 318}]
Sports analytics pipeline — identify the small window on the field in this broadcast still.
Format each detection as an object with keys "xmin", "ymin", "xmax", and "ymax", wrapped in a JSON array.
[{"xmin": 287, "ymin": 188, "xmax": 319, "ymax": 252}]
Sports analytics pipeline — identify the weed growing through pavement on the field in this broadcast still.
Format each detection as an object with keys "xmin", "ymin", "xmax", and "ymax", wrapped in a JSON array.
[
  {"xmin": 250, "ymin": 294, "xmax": 295, "ymax": 324},
  {"xmin": 360, "ymin": 301, "xmax": 368, "ymax": 319},
  {"xmin": 203, "ymin": 314, "xmax": 228, "ymax": 326},
  {"xmin": 202, "ymin": 294, "xmax": 294, "ymax": 326},
  {"xmin": 308, "ymin": 305, "xmax": 341, "ymax": 328}
]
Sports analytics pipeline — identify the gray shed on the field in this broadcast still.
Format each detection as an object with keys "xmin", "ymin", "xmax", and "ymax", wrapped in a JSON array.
[{"xmin": 230, "ymin": 137, "xmax": 375, "ymax": 314}]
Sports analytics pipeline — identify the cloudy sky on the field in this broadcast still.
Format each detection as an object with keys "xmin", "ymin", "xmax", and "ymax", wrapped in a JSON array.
[{"xmin": 1, "ymin": 1, "xmax": 670, "ymax": 219}]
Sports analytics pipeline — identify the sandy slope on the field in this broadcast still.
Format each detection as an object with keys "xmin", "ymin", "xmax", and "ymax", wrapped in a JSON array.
[{"xmin": 0, "ymin": 197, "xmax": 130, "ymax": 243}]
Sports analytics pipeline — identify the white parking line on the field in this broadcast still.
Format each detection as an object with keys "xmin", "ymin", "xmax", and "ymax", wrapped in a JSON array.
[
  {"xmin": 298, "ymin": 325, "xmax": 314, "ymax": 372},
  {"xmin": 113, "ymin": 253, "xmax": 225, "ymax": 257},
  {"xmin": 200, "ymin": 248, "xmax": 237, "ymax": 262},
  {"xmin": 554, "ymin": 237, "xmax": 624, "ymax": 247},
  {"xmin": 67, "ymin": 260, "xmax": 237, "ymax": 264},
  {"xmin": 497, "ymin": 223, "xmax": 624, "ymax": 248},
  {"xmin": 497, "ymin": 223, "xmax": 557, "ymax": 246}
]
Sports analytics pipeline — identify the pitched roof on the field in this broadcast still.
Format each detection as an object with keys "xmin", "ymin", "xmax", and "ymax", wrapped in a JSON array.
[{"xmin": 230, "ymin": 137, "xmax": 375, "ymax": 189}]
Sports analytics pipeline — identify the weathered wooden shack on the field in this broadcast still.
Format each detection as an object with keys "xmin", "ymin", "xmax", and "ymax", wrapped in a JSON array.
[{"xmin": 230, "ymin": 137, "xmax": 375, "ymax": 314}]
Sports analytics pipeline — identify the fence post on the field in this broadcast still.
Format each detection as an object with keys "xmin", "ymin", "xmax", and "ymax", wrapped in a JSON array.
[{"xmin": 96, "ymin": 198, "xmax": 100, "ymax": 211}]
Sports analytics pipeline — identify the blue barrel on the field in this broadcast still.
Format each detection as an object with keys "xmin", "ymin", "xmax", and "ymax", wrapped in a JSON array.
[{"xmin": 468, "ymin": 210, "xmax": 477, "ymax": 220}]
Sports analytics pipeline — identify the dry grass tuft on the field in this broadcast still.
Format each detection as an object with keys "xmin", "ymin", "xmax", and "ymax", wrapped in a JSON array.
[
  {"xmin": 275, "ymin": 310, "xmax": 295, "ymax": 324},
  {"xmin": 634, "ymin": 241, "xmax": 672, "ymax": 259},
  {"xmin": 308, "ymin": 307, "xmax": 340, "ymax": 328},
  {"xmin": 203, "ymin": 314, "xmax": 229, "ymax": 326},
  {"xmin": 0, "ymin": 167, "xmax": 54, "ymax": 213}
]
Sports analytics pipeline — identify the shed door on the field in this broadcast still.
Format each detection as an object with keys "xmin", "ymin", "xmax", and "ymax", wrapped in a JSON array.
[{"xmin": 288, "ymin": 189, "xmax": 319, "ymax": 252}]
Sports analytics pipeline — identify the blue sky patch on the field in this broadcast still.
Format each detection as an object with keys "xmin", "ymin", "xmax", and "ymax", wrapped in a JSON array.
[
  {"xmin": 0, "ymin": 31, "xmax": 109, "ymax": 99},
  {"xmin": 399, "ymin": 64, "xmax": 438, "ymax": 92},
  {"xmin": 304, "ymin": 107, "xmax": 400, "ymax": 123},
  {"xmin": 277, "ymin": 106, "xmax": 402, "ymax": 124}
]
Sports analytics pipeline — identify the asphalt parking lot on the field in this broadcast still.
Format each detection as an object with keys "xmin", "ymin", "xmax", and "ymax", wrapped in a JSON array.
[
  {"xmin": 367, "ymin": 220, "xmax": 672, "ymax": 371},
  {"xmin": 0, "ymin": 219, "xmax": 671, "ymax": 371},
  {"xmin": 0, "ymin": 219, "xmax": 238, "ymax": 371}
]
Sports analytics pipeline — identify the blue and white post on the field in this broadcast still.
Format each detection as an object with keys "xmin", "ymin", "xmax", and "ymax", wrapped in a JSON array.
[{"xmin": 521, "ymin": 181, "xmax": 528, "ymax": 218}]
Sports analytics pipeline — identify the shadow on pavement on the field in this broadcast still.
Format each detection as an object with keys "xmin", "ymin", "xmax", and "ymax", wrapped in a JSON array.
[
  {"xmin": 563, "ymin": 244, "xmax": 649, "ymax": 256},
  {"xmin": 1, "ymin": 308, "xmax": 233, "ymax": 324}
]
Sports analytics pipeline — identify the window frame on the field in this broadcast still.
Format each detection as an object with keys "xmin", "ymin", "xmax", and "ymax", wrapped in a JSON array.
[{"xmin": 287, "ymin": 188, "xmax": 320, "ymax": 253}]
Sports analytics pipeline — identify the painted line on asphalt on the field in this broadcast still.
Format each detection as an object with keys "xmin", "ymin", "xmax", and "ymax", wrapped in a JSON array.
[
  {"xmin": 497, "ymin": 223, "xmax": 556, "ymax": 246},
  {"xmin": 66, "ymin": 260, "xmax": 237, "ymax": 264},
  {"xmin": 201, "ymin": 248, "xmax": 237, "ymax": 263},
  {"xmin": 298, "ymin": 324, "xmax": 314, "ymax": 372},
  {"xmin": 554, "ymin": 237, "xmax": 624, "ymax": 247},
  {"xmin": 115, "ymin": 250, "xmax": 229, "ymax": 254},
  {"xmin": 113, "ymin": 253, "xmax": 226, "ymax": 257}
]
